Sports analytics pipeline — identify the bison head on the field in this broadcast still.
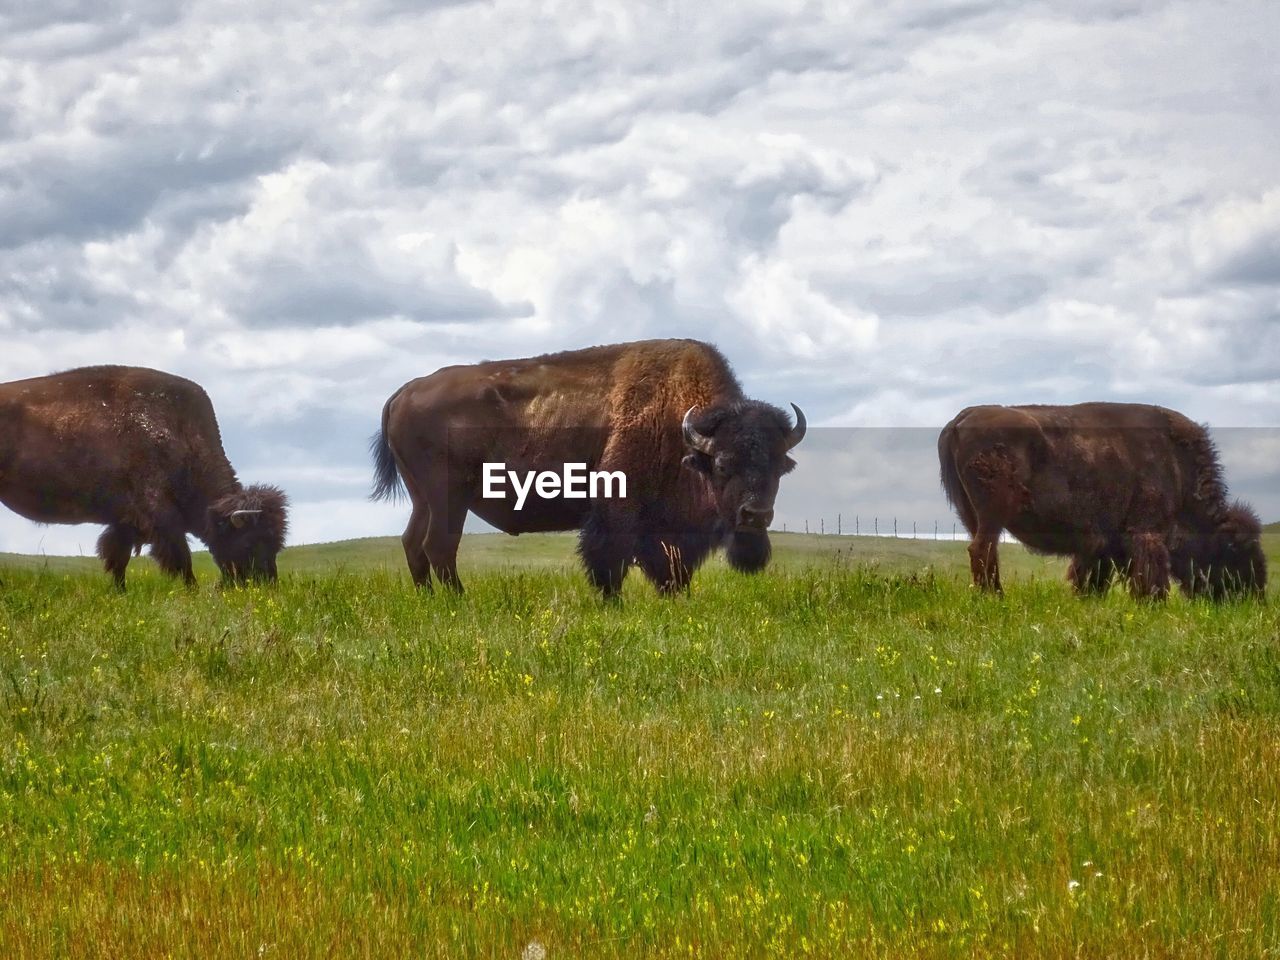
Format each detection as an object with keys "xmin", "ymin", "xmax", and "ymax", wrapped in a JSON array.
[
  {"xmin": 681, "ymin": 400, "xmax": 805, "ymax": 573},
  {"xmin": 1175, "ymin": 501, "xmax": 1267, "ymax": 599},
  {"xmin": 206, "ymin": 485, "xmax": 289, "ymax": 584}
]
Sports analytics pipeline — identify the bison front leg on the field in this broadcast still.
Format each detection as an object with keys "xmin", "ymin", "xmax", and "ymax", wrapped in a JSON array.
[
  {"xmin": 635, "ymin": 536, "xmax": 695, "ymax": 596},
  {"xmin": 1068, "ymin": 553, "xmax": 1118, "ymax": 596},
  {"xmin": 578, "ymin": 509, "xmax": 631, "ymax": 600},
  {"xmin": 96, "ymin": 524, "xmax": 139, "ymax": 591},
  {"xmin": 1126, "ymin": 531, "xmax": 1171, "ymax": 600}
]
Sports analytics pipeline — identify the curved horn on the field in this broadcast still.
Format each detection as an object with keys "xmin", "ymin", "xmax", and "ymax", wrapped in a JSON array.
[
  {"xmin": 682, "ymin": 406, "xmax": 715, "ymax": 455},
  {"xmin": 785, "ymin": 403, "xmax": 807, "ymax": 451},
  {"xmin": 228, "ymin": 509, "xmax": 262, "ymax": 529}
]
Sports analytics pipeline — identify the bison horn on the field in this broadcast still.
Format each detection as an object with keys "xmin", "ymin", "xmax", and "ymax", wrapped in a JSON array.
[
  {"xmin": 785, "ymin": 403, "xmax": 807, "ymax": 451},
  {"xmin": 682, "ymin": 406, "xmax": 715, "ymax": 455},
  {"xmin": 229, "ymin": 509, "xmax": 262, "ymax": 529}
]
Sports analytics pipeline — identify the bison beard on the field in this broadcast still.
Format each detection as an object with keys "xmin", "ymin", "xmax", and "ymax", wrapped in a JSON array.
[{"xmin": 726, "ymin": 530, "xmax": 771, "ymax": 573}]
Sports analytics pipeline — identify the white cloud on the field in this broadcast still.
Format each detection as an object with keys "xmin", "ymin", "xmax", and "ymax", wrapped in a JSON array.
[
  {"xmin": 1189, "ymin": 189, "xmax": 1280, "ymax": 288},
  {"xmin": 1, "ymin": 0, "xmax": 1278, "ymax": 556}
]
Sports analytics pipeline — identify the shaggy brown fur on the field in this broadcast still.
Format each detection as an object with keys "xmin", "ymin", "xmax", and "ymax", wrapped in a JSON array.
[
  {"xmin": 0, "ymin": 366, "xmax": 288, "ymax": 588},
  {"xmin": 939, "ymin": 403, "xmax": 1266, "ymax": 599},
  {"xmin": 371, "ymin": 339, "xmax": 805, "ymax": 597}
]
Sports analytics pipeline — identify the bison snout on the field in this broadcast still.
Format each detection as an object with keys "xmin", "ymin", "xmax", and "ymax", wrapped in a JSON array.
[{"xmin": 738, "ymin": 504, "xmax": 774, "ymax": 530}]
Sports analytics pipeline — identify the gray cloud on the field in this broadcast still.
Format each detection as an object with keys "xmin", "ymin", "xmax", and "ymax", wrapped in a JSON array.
[
  {"xmin": 1, "ymin": 0, "xmax": 1278, "ymax": 555},
  {"xmin": 233, "ymin": 251, "xmax": 531, "ymax": 328},
  {"xmin": 0, "ymin": 133, "xmax": 290, "ymax": 250},
  {"xmin": 0, "ymin": 0, "xmax": 184, "ymax": 57}
]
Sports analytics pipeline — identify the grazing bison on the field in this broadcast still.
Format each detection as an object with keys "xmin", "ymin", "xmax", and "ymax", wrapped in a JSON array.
[
  {"xmin": 939, "ymin": 403, "xmax": 1266, "ymax": 599},
  {"xmin": 0, "ymin": 366, "xmax": 288, "ymax": 588},
  {"xmin": 370, "ymin": 339, "xmax": 806, "ymax": 597}
]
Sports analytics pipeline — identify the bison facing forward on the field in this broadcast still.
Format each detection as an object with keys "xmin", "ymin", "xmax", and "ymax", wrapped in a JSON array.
[
  {"xmin": 939, "ymin": 403, "xmax": 1265, "ymax": 599},
  {"xmin": 370, "ymin": 339, "xmax": 805, "ymax": 597},
  {"xmin": 0, "ymin": 366, "xmax": 288, "ymax": 588}
]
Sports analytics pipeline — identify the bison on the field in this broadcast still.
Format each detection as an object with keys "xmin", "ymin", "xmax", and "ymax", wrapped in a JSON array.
[
  {"xmin": 370, "ymin": 339, "xmax": 806, "ymax": 597},
  {"xmin": 0, "ymin": 365, "xmax": 288, "ymax": 588},
  {"xmin": 938, "ymin": 402, "xmax": 1266, "ymax": 599}
]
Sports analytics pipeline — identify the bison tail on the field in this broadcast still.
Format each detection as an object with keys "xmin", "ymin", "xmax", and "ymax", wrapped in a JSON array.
[
  {"xmin": 369, "ymin": 397, "xmax": 406, "ymax": 503},
  {"xmin": 938, "ymin": 420, "xmax": 977, "ymax": 536}
]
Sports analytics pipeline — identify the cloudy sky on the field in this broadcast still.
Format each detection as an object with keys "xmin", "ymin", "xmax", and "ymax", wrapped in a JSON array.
[{"xmin": 2, "ymin": 0, "xmax": 1277, "ymax": 555}]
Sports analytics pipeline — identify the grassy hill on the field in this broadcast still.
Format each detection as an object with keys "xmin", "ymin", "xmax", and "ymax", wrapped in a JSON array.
[
  {"xmin": 2, "ymin": 523, "xmax": 1279, "ymax": 955},
  {"xmin": 1, "ymin": 541, "xmax": 1278, "ymax": 956},
  {"xmin": 1, "ymin": 531, "xmax": 1056, "ymax": 584},
  {"xmin": 277, "ymin": 531, "xmax": 1050, "ymax": 578},
  {"xmin": 8, "ymin": 526, "xmax": 1276, "ymax": 592}
]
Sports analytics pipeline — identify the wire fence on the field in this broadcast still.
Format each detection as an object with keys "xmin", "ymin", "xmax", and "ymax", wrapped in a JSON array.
[{"xmin": 780, "ymin": 515, "xmax": 1016, "ymax": 543}]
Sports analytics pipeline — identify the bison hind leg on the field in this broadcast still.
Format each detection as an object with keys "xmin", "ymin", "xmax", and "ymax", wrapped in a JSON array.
[
  {"xmin": 150, "ymin": 530, "xmax": 196, "ymax": 587},
  {"xmin": 424, "ymin": 499, "xmax": 467, "ymax": 594},
  {"xmin": 97, "ymin": 524, "xmax": 139, "ymax": 590},
  {"xmin": 959, "ymin": 448, "xmax": 1027, "ymax": 595},
  {"xmin": 402, "ymin": 476, "xmax": 468, "ymax": 594},
  {"xmin": 401, "ymin": 505, "xmax": 434, "ymax": 590},
  {"xmin": 967, "ymin": 537, "xmax": 1002, "ymax": 594}
]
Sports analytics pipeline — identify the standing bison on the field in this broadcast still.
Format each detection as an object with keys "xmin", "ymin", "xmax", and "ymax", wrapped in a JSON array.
[
  {"xmin": 370, "ymin": 339, "xmax": 806, "ymax": 597},
  {"xmin": 939, "ymin": 403, "xmax": 1266, "ymax": 599},
  {"xmin": 0, "ymin": 366, "xmax": 288, "ymax": 588}
]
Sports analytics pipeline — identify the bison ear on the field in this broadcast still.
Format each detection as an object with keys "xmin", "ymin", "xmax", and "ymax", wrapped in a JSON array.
[{"xmin": 682, "ymin": 453, "xmax": 712, "ymax": 476}]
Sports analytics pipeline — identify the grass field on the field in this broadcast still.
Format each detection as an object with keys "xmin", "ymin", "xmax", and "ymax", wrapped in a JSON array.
[{"xmin": 2, "ymin": 531, "xmax": 1279, "ymax": 957}]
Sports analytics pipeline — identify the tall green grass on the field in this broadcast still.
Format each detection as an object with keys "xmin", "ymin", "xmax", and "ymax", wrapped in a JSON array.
[{"xmin": 1, "ymin": 535, "xmax": 1278, "ymax": 957}]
